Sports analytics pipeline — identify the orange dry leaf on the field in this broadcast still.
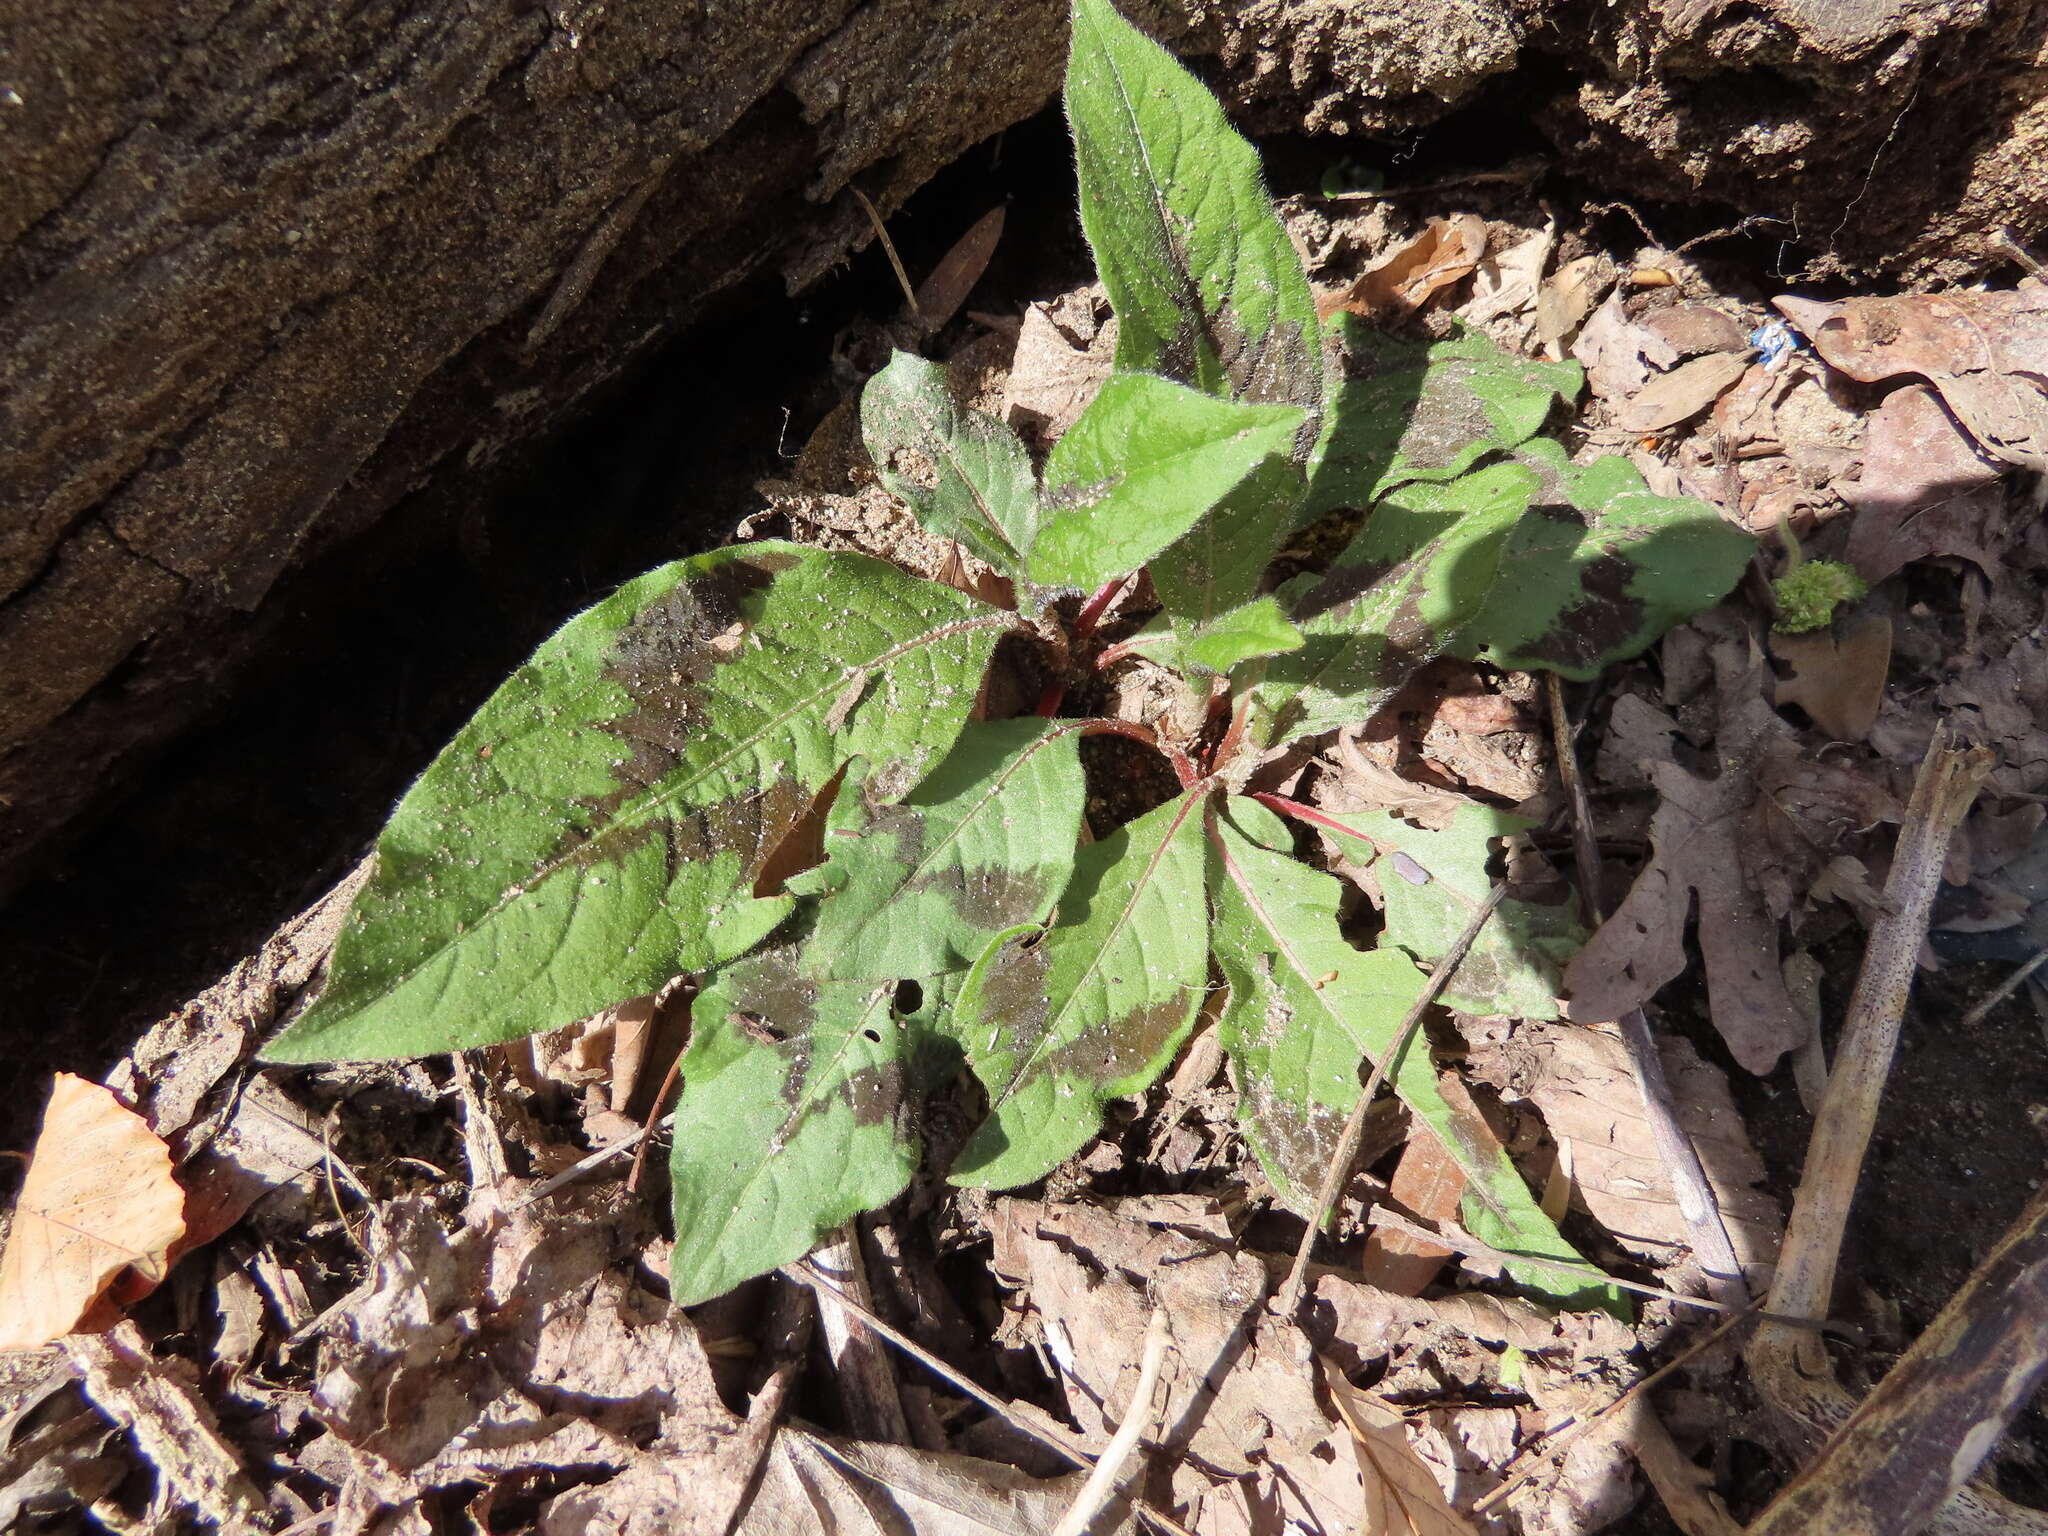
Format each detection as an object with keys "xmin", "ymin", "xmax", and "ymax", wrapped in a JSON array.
[
  {"xmin": 0, "ymin": 1073, "xmax": 186, "ymax": 1348},
  {"xmin": 1320, "ymin": 1357, "xmax": 1481, "ymax": 1536},
  {"xmin": 1329, "ymin": 214, "xmax": 1488, "ymax": 320}
]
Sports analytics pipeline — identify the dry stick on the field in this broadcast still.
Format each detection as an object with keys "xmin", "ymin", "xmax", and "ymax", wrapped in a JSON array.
[
  {"xmin": 1050, "ymin": 1307, "xmax": 1174, "ymax": 1536},
  {"xmin": 851, "ymin": 187, "xmax": 922, "ymax": 323},
  {"xmin": 1741, "ymin": 728, "xmax": 2048, "ymax": 1535},
  {"xmin": 1545, "ymin": 673, "xmax": 1748, "ymax": 1309},
  {"xmin": 507, "ymin": 1112, "xmax": 675, "ymax": 1212},
  {"xmin": 791, "ymin": 1225, "xmax": 914, "ymax": 1446},
  {"xmin": 1274, "ymin": 882, "xmax": 1509, "ymax": 1318},
  {"xmin": 794, "ymin": 1260, "xmax": 1202, "ymax": 1536},
  {"xmin": 1960, "ymin": 947, "xmax": 2048, "ymax": 1030},
  {"xmin": 1747, "ymin": 1179, "xmax": 2048, "ymax": 1536}
]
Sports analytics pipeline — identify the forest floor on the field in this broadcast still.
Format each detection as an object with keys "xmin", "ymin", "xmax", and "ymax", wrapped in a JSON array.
[{"xmin": 5, "ymin": 119, "xmax": 2048, "ymax": 1536}]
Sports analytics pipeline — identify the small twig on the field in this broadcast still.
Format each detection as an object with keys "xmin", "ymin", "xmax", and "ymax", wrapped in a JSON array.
[
  {"xmin": 1545, "ymin": 673, "xmax": 1749, "ymax": 1309},
  {"xmin": 625, "ymin": 1051, "xmax": 684, "ymax": 1194},
  {"xmin": 796, "ymin": 1259, "xmax": 1096, "ymax": 1469},
  {"xmin": 1274, "ymin": 882, "xmax": 1508, "ymax": 1317},
  {"xmin": 1960, "ymin": 948, "xmax": 2048, "ymax": 1029},
  {"xmin": 506, "ymin": 1112, "xmax": 675, "ymax": 1211},
  {"xmin": 851, "ymin": 188, "xmax": 921, "ymax": 323},
  {"xmin": 1758, "ymin": 728, "xmax": 1993, "ymax": 1345},
  {"xmin": 1051, "ymin": 1307, "xmax": 1174, "ymax": 1536}
]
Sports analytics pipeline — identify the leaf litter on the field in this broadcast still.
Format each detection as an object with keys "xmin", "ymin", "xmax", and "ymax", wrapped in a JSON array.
[{"xmin": 11, "ymin": 10, "xmax": 2048, "ymax": 1533}]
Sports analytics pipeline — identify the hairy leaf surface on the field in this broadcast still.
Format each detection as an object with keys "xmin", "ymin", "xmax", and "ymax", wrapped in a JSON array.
[
  {"xmin": 265, "ymin": 545, "xmax": 1005, "ymax": 1062},
  {"xmin": 1031, "ymin": 373, "xmax": 1304, "ymax": 588},
  {"xmin": 861, "ymin": 352, "xmax": 1041, "ymax": 583},
  {"xmin": 793, "ymin": 719, "xmax": 1088, "ymax": 981},
  {"xmin": 1303, "ymin": 322, "xmax": 1580, "ymax": 522},
  {"xmin": 1325, "ymin": 805, "xmax": 1586, "ymax": 1019},
  {"xmin": 1147, "ymin": 452, "xmax": 1309, "ymax": 642},
  {"xmin": 1065, "ymin": 0, "xmax": 1323, "ymax": 415},
  {"xmin": 1209, "ymin": 801, "xmax": 1617, "ymax": 1310},
  {"xmin": 1258, "ymin": 462, "xmax": 1535, "ymax": 743},
  {"xmin": 1450, "ymin": 439, "xmax": 1754, "ymax": 677},
  {"xmin": 669, "ymin": 941, "xmax": 957, "ymax": 1307},
  {"xmin": 950, "ymin": 789, "xmax": 1210, "ymax": 1188}
]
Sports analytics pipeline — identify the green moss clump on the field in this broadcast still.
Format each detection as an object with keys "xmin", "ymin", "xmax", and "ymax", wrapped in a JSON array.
[{"xmin": 1771, "ymin": 560, "xmax": 1868, "ymax": 633}]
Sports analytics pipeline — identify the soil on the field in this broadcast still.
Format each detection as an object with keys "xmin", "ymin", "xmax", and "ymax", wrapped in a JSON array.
[{"xmin": 7, "ymin": 77, "xmax": 2048, "ymax": 1534}]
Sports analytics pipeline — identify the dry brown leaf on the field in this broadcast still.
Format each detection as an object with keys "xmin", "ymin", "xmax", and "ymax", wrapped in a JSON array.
[
  {"xmin": 1640, "ymin": 303, "xmax": 1749, "ymax": 359},
  {"xmin": 1564, "ymin": 632, "xmax": 1813, "ymax": 1073},
  {"xmin": 1839, "ymin": 384, "xmax": 2009, "ymax": 583},
  {"xmin": 1319, "ymin": 1359, "xmax": 1481, "ymax": 1536},
  {"xmin": 1771, "ymin": 616, "xmax": 1893, "ymax": 743},
  {"xmin": 989, "ymin": 1200, "xmax": 1363, "ymax": 1527},
  {"xmin": 1004, "ymin": 286, "xmax": 1115, "ymax": 445},
  {"xmin": 1777, "ymin": 288, "xmax": 2048, "ymax": 471},
  {"xmin": 1473, "ymin": 1022, "xmax": 1781, "ymax": 1289},
  {"xmin": 1612, "ymin": 351, "xmax": 1752, "ymax": 433},
  {"xmin": 1361, "ymin": 1132, "xmax": 1465, "ymax": 1297},
  {"xmin": 734, "ymin": 1426, "xmax": 1105, "ymax": 1536},
  {"xmin": 1335, "ymin": 214, "xmax": 1488, "ymax": 319},
  {"xmin": 0, "ymin": 1074, "xmax": 186, "ymax": 1349},
  {"xmin": 914, "ymin": 205, "xmax": 1005, "ymax": 336},
  {"xmin": 1536, "ymin": 253, "xmax": 1611, "ymax": 354}
]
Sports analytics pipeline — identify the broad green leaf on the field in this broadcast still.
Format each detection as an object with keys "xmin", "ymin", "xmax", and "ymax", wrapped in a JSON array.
[
  {"xmin": 669, "ymin": 941, "xmax": 960, "ymax": 1307},
  {"xmin": 861, "ymin": 351, "xmax": 1040, "ymax": 582},
  {"xmin": 1320, "ymin": 805, "xmax": 1586, "ymax": 1019},
  {"xmin": 264, "ymin": 545, "xmax": 1006, "ymax": 1063},
  {"xmin": 1302, "ymin": 321, "xmax": 1581, "ymax": 522},
  {"xmin": 1208, "ymin": 800, "xmax": 1620, "ymax": 1312},
  {"xmin": 1258, "ymin": 461, "xmax": 1536, "ymax": 743},
  {"xmin": 950, "ymin": 789, "xmax": 1211, "ymax": 1188},
  {"xmin": 1116, "ymin": 595, "xmax": 1303, "ymax": 676},
  {"xmin": 1179, "ymin": 595, "xmax": 1304, "ymax": 673},
  {"xmin": 1147, "ymin": 451, "xmax": 1309, "ymax": 641},
  {"xmin": 1031, "ymin": 373, "xmax": 1304, "ymax": 589},
  {"xmin": 1066, "ymin": 0, "xmax": 1324, "ymax": 415},
  {"xmin": 792, "ymin": 719, "xmax": 1087, "ymax": 981},
  {"xmin": 1449, "ymin": 439, "xmax": 1754, "ymax": 678}
]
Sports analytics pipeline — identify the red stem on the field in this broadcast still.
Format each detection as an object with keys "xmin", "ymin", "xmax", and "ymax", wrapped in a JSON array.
[
  {"xmin": 1079, "ymin": 718, "xmax": 1200, "ymax": 789},
  {"xmin": 1248, "ymin": 791, "xmax": 1379, "ymax": 847},
  {"xmin": 1073, "ymin": 573, "xmax": 1136, "ymax": 639},
  {"xmin": 1034, "ymin": 680, "xmax": 1066, "ymax": 718}
]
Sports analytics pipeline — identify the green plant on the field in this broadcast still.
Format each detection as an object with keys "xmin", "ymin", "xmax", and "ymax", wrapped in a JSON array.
[
  {"xmin": 1771, "ymin": 559, "xmax": 1867, "ymax": 632},
  {"xmin": 265, "ymin": 0, "xmax": 1751, "ymax": 1310}
]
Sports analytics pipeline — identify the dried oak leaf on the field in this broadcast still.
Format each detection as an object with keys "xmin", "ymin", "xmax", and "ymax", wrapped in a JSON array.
[
  {"xmin": 1563, "ymin": 634, "xmax": 1813, "ymax": 1073},
  {"xmin": 0, "ymin": 1075, "xmax": 186, "ymax": 1349},
  {"xmin": 1334, "ymin": 214, "xmax": 1488, "ymax": 320},
  {"xmin": 1776, "ymin": 288, "xmax": 2048, "ymax": 472},
  {"xmin": 1319, "ymin": 1360, "xmax": 1480, "ymax": 1536},
  {"xmin": 1839, "ymin": 384, "xmax": 2009, "ymax": 583}
]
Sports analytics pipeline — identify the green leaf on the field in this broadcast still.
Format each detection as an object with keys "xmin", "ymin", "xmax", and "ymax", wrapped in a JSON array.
[
  {"xmin": 1448, "ymin": 439, "xmax": 1755, "ymax": 678},
  {"xmin": 1318, "ymin": 804, "xmax": 1586, "ymax": 1019},
  {"xmin": 949, "ymin": 788, "xmax": 1211, "ymax": 1188},
  {"xmin": 1066, "ymin": 0, "xmax": 1324, "ymax": 415},
  {"xmin": 793, "ymin": 719, "xmax": 1088, "ymax": 981},
  {"xmin": 669, "ymin": 941, "xmax": 957, "ymax": 1307},
  {"xmin": 1117, "ymin": 595, "xmax": 1304, "ymax": 676},
  {"xmin": 1030, "ymin": 373, "xmax": 1305, "ymax": 589},
  {"xmin": 264, "ymin": 545, "xmax": 1006, "ymax": 1063},
  {"xmin": 1302, "ymin": 320, "xmax": 1580, "ymax": 522},
  {"xmin": 1258, "ymin": 461, "xmax": 1536, "ymax": 743},
  {"xmin": 1208, "ymin": 800, "xmax": 1619, "ymax": 1312},
  {"xmin": 1146, "ymin": 451, "xmax": 1309, "ymax": 640},
  {"xmin": 861, "ymin": 351, "xmax": 1041, "ymax": 582}
]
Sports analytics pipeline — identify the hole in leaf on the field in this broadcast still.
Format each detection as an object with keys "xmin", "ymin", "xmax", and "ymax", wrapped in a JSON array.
[{"xmin": 893, "ymin": 979, "xmax": 924, "ymax": 1014}]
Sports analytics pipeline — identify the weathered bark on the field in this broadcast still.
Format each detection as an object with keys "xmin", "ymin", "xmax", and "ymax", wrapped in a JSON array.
[{"xmin": 2, "ymin": 0, "xmax": 2041, "ymax": 887}]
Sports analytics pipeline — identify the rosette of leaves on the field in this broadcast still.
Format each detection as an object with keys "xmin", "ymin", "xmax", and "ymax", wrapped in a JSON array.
[{"xmin": 267, "ymin": 0, "xmax": 1752, "ymax": 1311}]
